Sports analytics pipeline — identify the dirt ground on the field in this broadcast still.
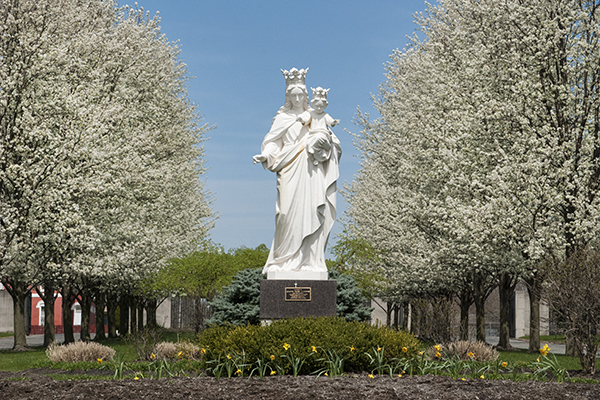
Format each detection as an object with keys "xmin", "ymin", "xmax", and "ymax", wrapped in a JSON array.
[{"xmin": 1, "ymin": 369, "xmax": 600, "ymax": 400}]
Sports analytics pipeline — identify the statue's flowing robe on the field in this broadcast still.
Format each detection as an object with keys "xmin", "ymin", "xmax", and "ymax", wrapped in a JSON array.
[{"xmin": 260, "ymin": 110, "xmax": 341, "ymax": 273}]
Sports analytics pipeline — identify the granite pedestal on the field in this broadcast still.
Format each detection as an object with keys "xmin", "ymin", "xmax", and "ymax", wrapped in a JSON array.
[{"xmin": 260, "ymin": 279, "xmax": 337, "ymax": 319}]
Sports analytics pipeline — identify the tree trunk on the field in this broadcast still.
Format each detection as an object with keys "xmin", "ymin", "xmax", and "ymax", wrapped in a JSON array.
[
  {"xmin": 498, "ymin": 272, "xmax": 516, "ymax": 350},
  {"xmin": 392, "ymin": 303, "xmax": 400, "ymax": 330},
  {"xmin": 3, "ymin": 279, "xmax": 30, "ymax": 350},
  {"xmin": 107, "ymin": 294, "xmax": 117, "ymax": 338},
  {"xmin": 36, "ymin": 285, "xmax": 57, "ymax": 347},
  {"xmin": 526, "ymin": 277, "xmax": 541, "ymax": 353},
  {"xmin": 385, "ymin": 302, "xmax": 392, "ymax": 328},
  {"xmin": 146, "ymin": 298, "xmax": 157, "ymax": 328},
  {"xmin": 473, "ymin": 273, "xmax": 486, "ymax": 343},
  {"xmin": 94, "ymin": 292, "xmax": 106, "ymax": 341},
  {"xmin": 61, "ymin": 285, "xmax": 75, "ymax": 344},
  {"xmin": 119, "ymin": 295, "xmax": 130, "ymax": 337},
  {"xmin": 138, "ymin": 303, "xmax": 144, "ymax": 331},
  {"xmin": 458, "ymin": 289, "xmax": 473, "ymax": 341},
  {"xmin": 79, "ymin": 293, "xmax": 92, "ymax": 342},
  {"xmin": 130, "ymin": 297, "xmax": 137, "ymax": 334}
]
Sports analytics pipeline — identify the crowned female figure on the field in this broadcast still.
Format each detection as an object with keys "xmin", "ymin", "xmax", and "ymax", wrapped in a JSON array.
[{"xmin": 253, "ymin": 68, "xmax": 341, "ymax": 279}]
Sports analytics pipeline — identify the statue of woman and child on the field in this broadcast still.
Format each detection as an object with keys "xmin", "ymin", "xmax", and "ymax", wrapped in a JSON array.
[{"xmin": 253, "ymin": 68, "xmax": 341, "ymax": 280}]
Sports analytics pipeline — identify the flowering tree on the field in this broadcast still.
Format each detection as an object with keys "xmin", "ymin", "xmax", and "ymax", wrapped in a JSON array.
[
  {"xmin": 346, "ymin": 0, "xmax": 600, "ymax": 349},
  {"xmin": 0, "ymin": 0, "xmax": 213, "ymax": 348}
]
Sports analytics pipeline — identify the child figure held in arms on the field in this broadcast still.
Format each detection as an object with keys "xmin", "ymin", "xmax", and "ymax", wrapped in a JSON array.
[{"xmin": 299, "ymin": 87, "xmax": 339, "ymax": 165}]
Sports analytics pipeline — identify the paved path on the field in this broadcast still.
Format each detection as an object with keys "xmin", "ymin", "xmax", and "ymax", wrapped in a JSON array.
[
  {"xmin": 0, "ymin": 333, "xmax": 96, "ymax": 350},
  {"xmin": 486, "ymin": 336, "xmax": 565, "ymax": 355}
]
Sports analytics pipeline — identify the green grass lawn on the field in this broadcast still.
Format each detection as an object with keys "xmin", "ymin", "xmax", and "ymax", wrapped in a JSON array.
[
  {"xmin": 0, "ymin": 332, "xmax": 13, "ymax": 339},
  {"xmin": 497, "ymin": 348, "xmax": 597, "ymax": 371},
  {"xmin": 0, "ymin": 329, "xmax": 197, "ymax": 371},
  {"xmin": 0, "ymin": 347, "xmax": 48, "ymax": 371}
]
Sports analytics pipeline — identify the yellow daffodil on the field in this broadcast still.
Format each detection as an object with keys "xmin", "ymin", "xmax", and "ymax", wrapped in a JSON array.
[
  {"xmin": 312, "ymin": 346, "xmax": 317, "ymax": 353},
  {"xmin": 227, "ymin": 354, "xmax": 232, "ymax": 360},
  {"xmin": 377, "ymin": 346, "xmax": 382, "ymax": 352},
  {"xmin": 236, "ymin": 369, "xmax": 242, "ymax": 375},
  {"xmin": 501, "ymin": 362, "xmax": 508, "ymax": 368},
  {"xmin": 270, "ymin": 354, "xmax": 275, "ymax": 361},
  {"xmin": 201, "ymin": 348, "xmax": 206, "ymax": 355},
  {"xmin": 480, "ymin": 375, "xmax": 485, "ymax": 379},
  {"xmin": 467, "ymin": 352, "xmax": 474, "ymax": 358},
  {"xmin": 324, "ymin": 372, "xmax": 328, "ymax": 376},
  {"xmin": 134, "ymin": 376, "xmax": 140, "ymax": 380},
  {"xmin": 434, "ymin": 344, "xmax": 442, "ymax": 352},
  {"xmin": 435, "ymin": 351, "xmax": 441, "ymax": 358},
  {"xmin": 402, "ymin": 347, "xmax": 408, "ymax": 353},
  {"xmin": 96, "ymin": 358, "xmax": 102, "ymax": 364},
  {"xmin": 178, "ymin": 351, "xmax": 183, "ymax": 358},
  {"xmin": 461, "ymin": 377, "xmax": 466, "ymax": 381},
  {"xmin": 270, "ymin": 370, "xmax": 276, "ymax": 376},
  {"xmin": 368, "ymin": 374, "xmax": 374, "ymax": 379},
  {"xmin": 539, "ymin": 344, "xmax": 550, "ymax": 356},
  {"xmin": 150, "ymin": 353, "xmax": 156, "ymax": 360},
  {"xmin": 350, "ymin": 346, "xmax": 355, "ymax": 352},
  {"xmin": 418, "ymin": 351, "xmax": 424, "ymax": 356},
  {"xmin": 283, "ymin": 343, "xmax": 290, "ymax": 351}
]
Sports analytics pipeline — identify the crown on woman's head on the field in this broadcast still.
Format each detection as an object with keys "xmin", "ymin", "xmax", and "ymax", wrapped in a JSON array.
[
  {"xmin": 282, "ymin": 67, "xmax": 308, "ymax": 86},
  {"xmin": 311, "ymin": 87, "xmax": 330, "ymax": 100}
]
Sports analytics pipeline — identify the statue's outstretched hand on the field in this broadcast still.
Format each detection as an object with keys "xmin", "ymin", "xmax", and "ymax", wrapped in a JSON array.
[
  {"xmin": 331, "ymin": 119, "xmax": 340, "ymax": 127},
  {"xmin": 253, "ymin": 154, "xmax": 267, "ymax": 164}
]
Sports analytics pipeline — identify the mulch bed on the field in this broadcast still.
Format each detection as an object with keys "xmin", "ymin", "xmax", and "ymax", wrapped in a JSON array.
[{"xmin": 1, "ymin": 370, "xmax": 600, "ymax": 399}]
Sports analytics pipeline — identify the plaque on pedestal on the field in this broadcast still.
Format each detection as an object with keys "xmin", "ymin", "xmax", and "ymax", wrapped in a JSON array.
[{"xmin": 259, "ymin": 279, "xmax": 337, "ymax": 319}]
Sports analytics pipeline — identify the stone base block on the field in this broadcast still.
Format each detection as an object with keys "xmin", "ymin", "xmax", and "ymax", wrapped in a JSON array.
[
  {"xmin": 266, "ymin": 270, "xmax": 328, "ymax": 280},
  {"xmin": 259, "ymin": 279, "xmax": 336, "ymax": 319}
]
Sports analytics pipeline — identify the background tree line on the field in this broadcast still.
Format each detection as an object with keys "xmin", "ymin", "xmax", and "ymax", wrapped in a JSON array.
[
  {"xmin": 342, "ymin": 0, "xmax": 600, "ymax": 374},
  {"xmin": 0, "ymin": 0, "xmax": 213, "ymax": 350}
]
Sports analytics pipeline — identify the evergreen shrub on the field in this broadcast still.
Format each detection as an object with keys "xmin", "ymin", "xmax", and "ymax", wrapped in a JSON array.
[
  {"xmin": 207, "ymin": 267, "xmax": 263, "ymax": 326},
  {"xmin": 197, "ymin": 317, "xmax": 420, "ymax": 374},
  {"xmin": 207, "ymin": 268, "xmax": 372, "ymax": 326}
]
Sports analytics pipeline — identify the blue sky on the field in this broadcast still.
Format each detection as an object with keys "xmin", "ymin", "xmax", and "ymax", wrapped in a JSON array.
[{"xmin": 131, "ymin": 0, "xmax": 429, "ymax": 253}]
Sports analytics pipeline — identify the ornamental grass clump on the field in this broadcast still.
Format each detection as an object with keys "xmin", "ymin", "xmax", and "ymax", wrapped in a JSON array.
[
  {"xmin": 431, "ymin": 340, "xmax": 498, "ymax": 362},
  {"xmin": 155, "ymin": 341, "xmax": 202, "ymax": 360},
  {"xmin": 154, "ymin": 342, "xmax": 177, "ymax": 360},
  {"xmin": 46, "ymin": 341, "xmax": 115, "ymax": 363}
]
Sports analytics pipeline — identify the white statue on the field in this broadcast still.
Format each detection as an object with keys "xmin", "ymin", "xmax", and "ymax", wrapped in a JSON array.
[{"xmin": 253, "ymin": 68, "xmax": 341, "ymax": 280}]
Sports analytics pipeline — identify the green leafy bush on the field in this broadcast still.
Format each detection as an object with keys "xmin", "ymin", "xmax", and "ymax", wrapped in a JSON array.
[{"xmin": 197, "ymin": 317, "xmax": 420, "ymax": 374}]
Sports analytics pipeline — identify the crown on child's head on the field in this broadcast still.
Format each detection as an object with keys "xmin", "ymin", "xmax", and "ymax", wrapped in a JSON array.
[
  {"xmin": 282, "ymin": 67, "xmax": 308, "ymax": 86},
  {"xmin": 311, "ymin": 87, "xmax": 330, "ymax": 100}
]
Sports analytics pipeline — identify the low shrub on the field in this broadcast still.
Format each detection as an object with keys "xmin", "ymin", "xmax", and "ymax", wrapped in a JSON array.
[
  {"xmin": 197, "ymin": 317, "xmax": 420, "ymax": 374},
  {"xmin": 125, "ymin": 327, "xmax": 163, "ymax": 361},
  {"xmin": 46, "ymin": 341, "xmax": 115, "ymax": 363}
]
